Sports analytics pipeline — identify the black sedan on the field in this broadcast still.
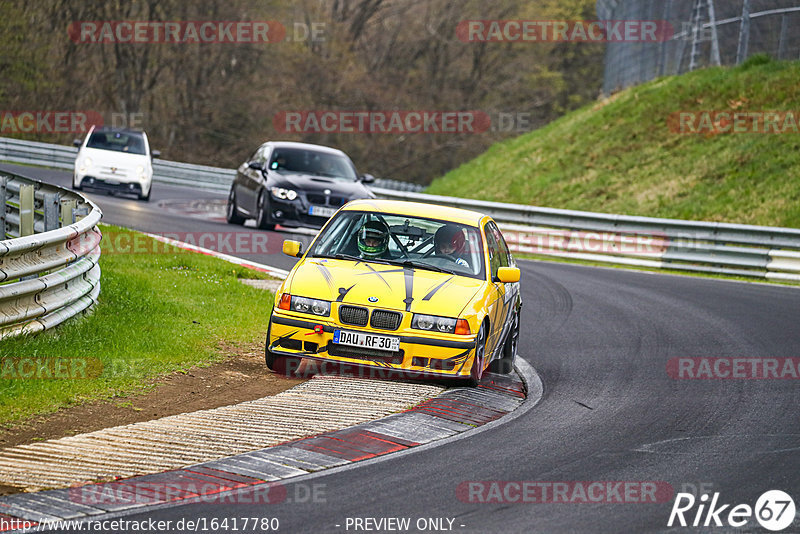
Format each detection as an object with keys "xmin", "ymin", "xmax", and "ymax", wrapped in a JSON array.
[{"xmin": 226, "ymin": 141, "xmax": 375, "ymax": 230}]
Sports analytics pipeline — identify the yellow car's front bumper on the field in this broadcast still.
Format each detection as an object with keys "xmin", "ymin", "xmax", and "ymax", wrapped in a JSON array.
[{"xmin": 267, "ymin": 310, "xmax": 479, "ymax": 380}]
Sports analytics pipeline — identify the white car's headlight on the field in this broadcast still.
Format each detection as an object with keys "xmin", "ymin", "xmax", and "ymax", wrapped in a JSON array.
[
  {"xmin": 78, "ymin": 157, "xmax": 93, "ymax": 173},
  {"xmin": 271, "ymin": 187, "xmax": 298, "ymax": 201},
  {"xmin": 136, "ymin": 165, "xmax": 145, "ymax": 177}
]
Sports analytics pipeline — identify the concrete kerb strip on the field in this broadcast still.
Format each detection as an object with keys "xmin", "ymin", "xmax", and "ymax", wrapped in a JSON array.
[{"xmin": 0, "ymin": 362, "xmax": 539, "ymax": 529}]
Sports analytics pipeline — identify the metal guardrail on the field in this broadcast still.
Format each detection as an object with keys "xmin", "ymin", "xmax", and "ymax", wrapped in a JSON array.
[
  {"xmin": 0, "ymin": 136, "xmax": 423, "ymax": 193},
  {"xmin": 371, "ymin": 188, "xmax": 800, "ymax": 282},
  {"xmin": 0, "ymin": 169, "xmax": 102, "ymax": 338},
  {"xmin": 2, "ymin": 136, "xmax": 798, "ymax": 282}
]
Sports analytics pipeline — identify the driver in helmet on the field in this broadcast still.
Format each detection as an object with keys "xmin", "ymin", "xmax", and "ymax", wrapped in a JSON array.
[
  {"xmin": 434, "ymin": 225, "xmax": 469, "ymax": 268},
  {"xmin": 357, "ymin": 220, "xmax": 391, "ymax": 259}
]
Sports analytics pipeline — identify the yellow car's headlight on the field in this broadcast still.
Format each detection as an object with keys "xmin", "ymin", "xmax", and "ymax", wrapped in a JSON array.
[
  {"xmin": 278, "ymin": 293, "xmax": 330, "ymax": 317},
  {"xmin": 412, "ymin": 314, "xmax": 471, "ymax": 335}
]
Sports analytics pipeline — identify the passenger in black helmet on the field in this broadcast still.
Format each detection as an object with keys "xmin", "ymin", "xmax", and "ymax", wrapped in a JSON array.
[
  {"xmin": 357, "ymin": 220, "xmax": 391, "ymax": 259},
  {"xmin": 434, "ymin": 225, "xmax": 469, "ymax": 268}
]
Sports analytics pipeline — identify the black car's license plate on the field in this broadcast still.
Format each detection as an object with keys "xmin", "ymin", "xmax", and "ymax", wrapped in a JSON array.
[{"xmin": 309, "ymin": 205, "xmax": 337, "ymax": 217}]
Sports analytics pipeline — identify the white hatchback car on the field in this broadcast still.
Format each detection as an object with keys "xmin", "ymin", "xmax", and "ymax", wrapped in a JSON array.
[{"xmin": 73, "ymin": 127, "xmax": 159, "ymax": 201}]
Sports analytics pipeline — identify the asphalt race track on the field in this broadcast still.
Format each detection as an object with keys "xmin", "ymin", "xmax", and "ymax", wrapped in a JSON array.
[{"xmin": 6, "ymin": 163, "xmax": 800, "ymax": 533}]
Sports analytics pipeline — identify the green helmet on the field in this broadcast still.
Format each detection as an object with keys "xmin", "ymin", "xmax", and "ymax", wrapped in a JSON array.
[{"xmin": 357, "ymin": 220, "xmax": 389, "ymax": 258}]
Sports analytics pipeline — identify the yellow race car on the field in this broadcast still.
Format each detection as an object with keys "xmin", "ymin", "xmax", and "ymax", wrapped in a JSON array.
[{"xmin": 266, "ymin": 199, "xmax": 521, "ymax": 386}]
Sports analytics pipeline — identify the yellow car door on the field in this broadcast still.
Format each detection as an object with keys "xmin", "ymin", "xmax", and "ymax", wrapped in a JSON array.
[{"xmin": 483, "ymin": 222, "xmax": 509, "ymax": 360}]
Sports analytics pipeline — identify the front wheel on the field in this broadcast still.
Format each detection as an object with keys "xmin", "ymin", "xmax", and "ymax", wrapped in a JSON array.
[
  {"xmin": 256, "ymin": 190, "xmax": 276, "ymax": 231},
  {"xmin": 489, "ymin": 312, "xmax": 518, "ymax": 375},
  {"xmin": 265, "ymin": 348, "xmax": 303, "ymax": 376},
  {"xmin": 226, "ymin": 188, "xmax": 245, "ymax": 225},
  {"xmin": 138, "ymin": 186, "xmax": 151, "ymax": 201},
  {"xmin": 72, "ymin": 176, "xmax": 82, "ymax": 191},
  {"xmin": 467, "ymin": 324, "xmax": 487, "ymax": 387}
]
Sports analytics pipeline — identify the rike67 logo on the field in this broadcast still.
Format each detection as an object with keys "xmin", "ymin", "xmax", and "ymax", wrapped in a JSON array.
[{"xmin": 668, "ymin": 490, "xmax": 796, "ymax": 531}]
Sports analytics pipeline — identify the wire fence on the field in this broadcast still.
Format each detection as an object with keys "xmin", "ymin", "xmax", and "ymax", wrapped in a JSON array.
[{"xmin": 597, "ymin": 0, "xmax": 800, "ymax": 94}]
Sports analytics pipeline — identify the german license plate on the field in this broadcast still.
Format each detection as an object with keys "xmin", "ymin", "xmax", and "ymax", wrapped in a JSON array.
[
  {"xmin": 332, "ymin": 329, "xmax": 400, "ymax": 351},
  {"xmin": 309, "ymin": 205, "xmax": 337, "ymax": 218}
]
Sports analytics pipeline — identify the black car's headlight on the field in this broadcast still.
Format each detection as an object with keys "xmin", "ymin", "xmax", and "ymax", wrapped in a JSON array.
[
  {"xmin": 278, "ymin": 293, "xmax": 330, "ymax": 316},
  {"xmin": 411, "ymin": 314, "xmax": 470, "ymax": 335},
  {"xmin": 271, "ymin": 187, "xmax": 298, "ymax": 200}
]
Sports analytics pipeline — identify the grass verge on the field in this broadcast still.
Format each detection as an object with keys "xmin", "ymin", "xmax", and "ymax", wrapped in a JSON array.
[
  {"xmin": 426, "ymin": 56, "xmax": 800, "ymax": 228},
  {"xmin": 0, "ymin": 224, "xmax": 277, "ymax": 426}
]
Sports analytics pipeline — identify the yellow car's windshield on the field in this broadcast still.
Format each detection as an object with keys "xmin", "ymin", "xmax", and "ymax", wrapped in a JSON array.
[{"xmin": 310, "ymin": 210, "xmax": 486, "ymax": 280}]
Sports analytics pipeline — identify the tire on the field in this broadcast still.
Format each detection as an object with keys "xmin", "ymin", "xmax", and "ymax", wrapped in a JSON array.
[
  {"xmin": 138, "ymin": 186, "xmax": 151, "ymax": 201},
  {"xmin": 265, "ymin": 349, "xmax": 302, "ymax": 376},
  {"xmin": 265, "ymin": 322, "xmax": 302, "ymax": 376},
  {"xmin": 226, "ymin": 187, "xmax": 245, "ymax": 225},
  {"xmin": 467, "ymin": 324, "xmax": 487, "ymax": 387},
  {"xmin": 489, "ymin": 311, "xmax": 519, "ymax": 375},
  {"xmin": 72, "ymin": 176, "xmax": 82, "ymax": 191},
  {"xmin": 255, "ymin": 189, "xmax": 276, "ymax": 231}
]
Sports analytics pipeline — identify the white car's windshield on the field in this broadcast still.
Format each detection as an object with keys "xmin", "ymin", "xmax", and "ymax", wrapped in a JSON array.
[
  {"xmin": 268, "ymin": 148, "xmax": 357, "ymax": 180},
  {"xmin": 311, "ymin": 210, "xmax": 486, "ymax": 280},
  {"xmin": 86, "ymin": 131, "xmax": 147, "ymax": 155}
]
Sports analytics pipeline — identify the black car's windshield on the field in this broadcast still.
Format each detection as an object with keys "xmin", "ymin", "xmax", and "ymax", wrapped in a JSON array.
[
  {"xmin": 310, "ymin": 210, "xmax": 486, "ymax": 280},
  {"xmin": 86, "ymin": 131, "xmax": 147, "ymax": 155},
  {"xmin": 268, "ymin": 148, "xmax": 357, "ymax": 180}
]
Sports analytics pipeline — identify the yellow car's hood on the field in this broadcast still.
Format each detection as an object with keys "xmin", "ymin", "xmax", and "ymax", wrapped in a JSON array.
[{"xmin": 287, "ymin": 258, "xmax": 484, "ymax": 315}]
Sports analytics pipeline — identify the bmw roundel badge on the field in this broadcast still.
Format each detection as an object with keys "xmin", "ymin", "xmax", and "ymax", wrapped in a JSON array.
[{"xmin": 368, "ymin": 296, "xmax": 378, "ymax": 303}]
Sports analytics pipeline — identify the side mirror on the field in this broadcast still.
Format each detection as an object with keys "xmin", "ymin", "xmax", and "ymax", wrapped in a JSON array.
[
  {"xmin": 151, "ymin": 150, "xmax": 161, "ymax": 159},
  {"xmin": 73, "ymin": 139, "xmax": 82, "ymax": 148},
  {"xmin": 248, "ymin": 161, "xmax": 263, "ymax": 171},
  {"xmin": 495, "ymin": 267, "xmax": 520, "ymax": 284},
  {"xmin": 282, "ymin": 240, "xmax": 303, "ymax": 258},
  {"xmin": 360, "ymin": 173, "xmax": 375, "ymax": 184}
]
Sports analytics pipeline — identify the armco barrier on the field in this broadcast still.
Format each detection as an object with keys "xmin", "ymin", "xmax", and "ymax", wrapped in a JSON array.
[
  {"xmin": 0, "ymin": 169, "xmax": 102, "ymax": 338},
  {"xmin": 2, "ymin": 136, "xmax": 798, "ymax": 282},
  {"xmin": 371, "ymin": 188, "xmax": 800, "ymax": 282}
]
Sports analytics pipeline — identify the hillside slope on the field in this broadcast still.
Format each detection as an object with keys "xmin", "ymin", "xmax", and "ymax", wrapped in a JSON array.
[{"xmin": 426, "ymin": 56, "xmax": 800, "ymax": 228}]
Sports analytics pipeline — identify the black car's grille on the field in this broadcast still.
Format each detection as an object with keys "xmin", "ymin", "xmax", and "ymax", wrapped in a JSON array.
[
  {"xmin": 307, "ymin": 194, "xmax": 348, "ymax": 206},
  {"xmin": 328, "ymin": 344, "xmax": 404, "ymax": 364},
  {"xmin": 339, "ymin": 305, "xmax": 368, "ymax": 326},
  {"xmin": 370, "ymin": 310, "xmax": 402, "ymax": 331}
]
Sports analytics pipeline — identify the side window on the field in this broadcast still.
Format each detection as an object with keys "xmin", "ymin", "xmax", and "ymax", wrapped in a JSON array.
[
  {"xmin": 488, "ymin": 222, "xmax": 512, "ymax": 268},
  {"xmin": 484, "ymin": 224, "xmax": 501, "ymax": 279},
  {"xmin": 255, "ymin": 145, "xmax": 270, "ymax": 165}
]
